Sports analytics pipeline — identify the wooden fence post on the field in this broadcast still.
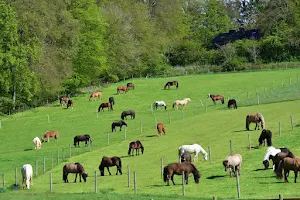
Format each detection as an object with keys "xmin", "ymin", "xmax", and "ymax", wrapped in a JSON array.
[
  {"xmin": 205, "ymin": 103, "xmax": 207, "ymax": 113},
  {"xmin": 160, "ymin": 158, "xmax": 163, "ymax": 178},
  {"xmin": 15, "ymin": 168, "xmax": 18, "ymax": 186},
  {"xmin": 62, "ymin": 148, "xmax": 65, "ymax": 161},
  {"xmin": 128, "ymin": 166, "xmax": 130, "ymax": 187},
  {"xmin": 230, "ymin": 140, "xmax": 233, "ymax": 155},
  {"xmin": 0, "ymin": 120, "xmax": 2, "ymax": 129},
  {"xmin": 236, "ymin": 171, "xmax": 241, "ymax": 198},
  {"xmin": 57, "ymin": 151, "xmax": 59, "ymax": 165},
  {"xmin": 134, "ymin": 171, "xmax": 137, "ymax": 194},
  {"xmin": 257, "ymin": 95, "xmax": 260, "ymax": 105},
  {"xmin": 51, "ymin": 153, "xmax": 53, "ymax": 169},
  {"xmin": 43, "ymin": 157, "xmax": 46, "ymax": 174},
  {"xmin": 279, "ymin": 194, "xmax": 283, "ymax": 200},
  {"xmin": 208, "ymin": 146, "xmax": 212, "ymax": 163},
  {"xmin": 94, "ymin": 171, "xmax": 97, "ymax": 193},
  {"xmin": 289, "ymin": 77, "xmax": 292, "ymax": 85},
  {"xmin": 182, "ymin": 171, "xmax": 185, "ymax": 196},
  {"xmin": 290, "ymin": 115, "xmax": 294, "ymax": 130},
  {"xmin": 248, "ymin": 134, "xmax": 251, "ymax": 150},
  {"xmin": 279, "ymin": 122, "xmax": 282, "ymax": 136}
]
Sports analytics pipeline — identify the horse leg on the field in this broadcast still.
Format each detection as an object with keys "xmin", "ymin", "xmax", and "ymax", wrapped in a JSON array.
[
  {"xmin": 171, "ymin": 174, "xmax": 175, "ymax": 185},
  {"xmin": 107, "ymin": 167, "xmax": 111, "ymax": 175},
  {"xmin": 294, "ymin": 170, "xmax": 298, "ymax": 183},
  {"xmin": 79, "ymin": 173, "xmax": 82, "ymax": 182},
  {"xmin": 74, "ymin": 173, "xmax": 78, "ymax": 182},
  {"xmin": 184, "ymin": 172, "xmax": 188, "ymax": 184}
]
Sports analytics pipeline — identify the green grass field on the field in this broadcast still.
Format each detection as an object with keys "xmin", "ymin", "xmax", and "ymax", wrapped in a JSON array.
[{"xmin": 1, "ymin": 68, "xmax": 300, "ymax": 199}]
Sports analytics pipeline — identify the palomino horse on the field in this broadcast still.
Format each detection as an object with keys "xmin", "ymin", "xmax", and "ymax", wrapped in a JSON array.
[
  {"xmin": 156, "ymin": 122, "xmax": 166, "ymax": 136},
  {"xmin": 32, "ymin": 137, "xmax": 42, "ymax": 150},
  {"xmin": 127, "ymin": 82, "xmax": 135, "ymax": 89},
  {"xmin": 178, "ymin": 144, "xmax": 208, "ymax": 162},
  {"xmin": 276, "ymin": 157, "xmax": 300, "ymax": 183},
  {"xmin": 181, "ymin": 152, "xmax": 192, "ymax": 163},
  {"xmin": 227, "ymin": 99, "xmax": 237, "ymax": 109},
  {"xmin": 59, "ymin": 96, "xmax": 68, "ymax": 106},
  {"xmin": 121, "ymin": 110, "xmax": 135, "ymax": 120},
  {"xmin": 258, "ymin": 129, "xmax": 272, "ymax": 146},
  {"xmin": 207, "ymin": 94, "xmax": 224, "ymax": 105},
  {"xmin": 164, "ymin": 81, "xmax": 178, "ymax": 89},
  {"xmin": 128, "ymin": 140, "xmax": 144, "ymax": 156},
  {"xmin": 153, "ymin": 101, "xmax": 167, "ymax": 111},
  {"xmin": 21, "ymin": 164, "xmax": 33, "ymax": 189},
  {"xmin": 99, "ymin": 156, "xmax": 122, "ymax": 176},
  {"xmin": 163, "ymin": 162, "xmax": 200, "ymax": 186},
  {"xmin": 117, "ymin": 86, "xmax": 128, "ymax": 94},
  {"xmin": 98, "ymin": 102, "xmax": 111, "ymax": 112},
  {"xmin": 67, "ymin": 99, "xmax": 74, "ymax": 109},
  {"xmin": 111, "ymin": 120, "xmax": 127, "ymax": 132},
  {"xmin": 246, "ymin": 113, "xmax": 265, "ymax": 131},
  {"xmin": 41, "ymin": 130, "xmax": 59, "ymax": 142},
  {"xmin": 63, "ymin": 163, "xmax": 88, "ymax": 183},
  {"xmin": 262, "ymin": 146, "xmax": 295, "ymax": 171},
  {"xmin": 89, "ymin": 92, "xmax": 102, "ymax": 101},
  {"xmin": 172, "ymin": 98, "xmax": 191, "ymax": 110},
  {"xmin": 73, "ymin": 134, "xmax": 92, "ymax": 147},
  {"xmin": 223, "ymin": 154, "xmax": 243, "ymax": 177}
]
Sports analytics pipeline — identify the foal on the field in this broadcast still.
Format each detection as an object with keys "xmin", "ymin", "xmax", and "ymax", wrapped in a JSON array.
[{"xmin": 223, "ymin": 154, "xmax": 242, "ymax": 177}]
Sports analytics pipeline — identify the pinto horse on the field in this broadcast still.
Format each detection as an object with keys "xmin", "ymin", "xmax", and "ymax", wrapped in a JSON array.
[
  {"xmin": 178, "ymin": 144, "xmax": 208, "ymax": 162},
  {"xmin": 223, "ymin": 154, "xmax": 243, "ymax": 177},
  {"xmin": 207, "ymin": 94, "xmax": 224, "ymax": 105},
  {"xmin": 258, "ymin": 129, "xmax": 272, "ymax": 146},
  {"xmin": 127, "ymin": 82, "xmax": 135, "ymax": 90},
  {"xmin": 63, "ymin": 162, "xmax": 88, "ymax": 183},
  {"xmin": 153, "ymin": 101, "xmax": 167, "ymax": 111},
  {"xmin": 276, "ymin": 157, "xmax": 300, "ymax": 183},
  {"xmin": 21, "ymin": 164, "xmax": 33, "ymax": 189},
  {"xmin": 164, "ymin": 81, "xmax": 178, "ymax": 89},
  {"xmin": 117, "ymin": 86, "xmax": 128, "ymax": 94},
  {"xmin": 67, "ymin": 99, "xmax": 74, "ymax": 109},
  {"xmin": 246, "ymin": 113, "xmax": 265, "ymax": 131},
  {"xmin": 128, "ymin": 140, "xmax": 144, "ymax": 156},
  {"xmin": 227, "ymin": 99, "xmax": 237, "ymax": 109},
  {"xmin": 41, "ymin": 130, "xmax": 58, "ymax": 142},
  {"xmin": 172, "ymin": 98, "xmax": 191, "ymax": 110},
  {"xmin": 89, "ymin": 92, "xmax": 102, "ymax": 101},
  {"xmin": 163, "ymin": 162, "xmax": 200, "ymax": 186},
  {"xmin": 262, "ymin": 146, "xmax": 295, "ymax": 171},
  {"xmin": 59, "ymin": 96, "xmax": 68, "ymax": 106},
  {"xmin": 98, "ymin": 102, "xmax": 111, "ymax": 112},
  {"xmin": 156, "ymin": 122, "xmax": 166, "ymax": 136},
  {"xmin": 121, "ymin": 110, "xmax": 135, "ymax": 120},
  {"xmin": 99, "ymin": 156, "xmax": 122, "ymax": 176},
  {"xmin": 74, "ymin": 134, "xmax": 92, "ymax": 147},
  {"xmin": 111, "ymin": 120, "xmax": 127, "ymax": 132}
]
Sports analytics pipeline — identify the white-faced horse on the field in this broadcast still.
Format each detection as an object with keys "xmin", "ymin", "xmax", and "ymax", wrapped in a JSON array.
[
  {"xmin": 173, "ymin": 98, "xmax": 191, "ymax": 110},
  {"xmin": 153, "ymin": 101, "xmax": 167, "ymax": 111},
  {"xmin": 32, "ymin": 137, "xmax": 42, "ymax": 150},
  {"xmin": 178, "ymin": 144, "xmax": 208, "ymax": 162},
  {"xmin": 21, "ymin": 164, "xmax": 33, "ymax": 189}
]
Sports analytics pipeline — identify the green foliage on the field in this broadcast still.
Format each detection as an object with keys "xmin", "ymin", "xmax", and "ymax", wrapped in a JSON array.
[{"xmin": 260, "ymin": 36, "xmax": 285, "ymax": 62}]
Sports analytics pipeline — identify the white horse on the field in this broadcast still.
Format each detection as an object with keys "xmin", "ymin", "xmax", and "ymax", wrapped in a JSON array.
[
  {"xmin": 263, "ymin": 146, "xmax": 281, "ymax": 170},
  {"xmin": 153, "ymin": 101, "xmax": 167, "ymax": 111},
  {"xmin": 32, "ymin": 137, "xmax": 42, "ymax": 150},
  {"xmin": 172, "ymin": 98, "xmax": 191, "ymax": 110},
  {"xmin": 21, "ymin": 164, "xmax": 33, "ymax": 189},
  {"xmin": 178, "ymin": 144, "xmax": 208, "ymax": 162}
]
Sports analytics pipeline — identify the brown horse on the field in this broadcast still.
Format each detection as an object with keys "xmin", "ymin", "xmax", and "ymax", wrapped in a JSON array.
[
  {"xmin": 163, "ymin": 162, "xmax": 200, "ymax": 186},
  {"xmin": 67, "ymin": 99, "xmax": 74, "ymax": 109},
  {"xmin": 89, "ymin": 92, "xmax": 102, "ymax": 101},
  {"xmin": 227, "ymin": 99, "xmax": 237, "ymax": 109},
  {"xmin": 276, "ymin": 157, "xmax": 300, "ymax": 183},
  {"xmin": 128, "ymin": 140, "xmax": 144, "ymax": 156},
  {"xmin": 121, "ymin": 110, "xmax": 135, "ymax": 120},
  {"xmin": 263, "ymin": 147, "xmax": 295, "ymax": 171},
  {"xmin": 117, "ymin": 86, "xmax": 128, "ymax": 94},
  {"xmin": 41, "ymin": 130, "xmax": 59, "ymax": 142},
  {"xmin": 111, "ymin": 120, "xmax": 127, "ymax": 132},
  {"xmin": 59, "ymin": 96, "xmax": 68, "ymax": 106},
  {"xmin": 246, "ymin": 113, "xmax": 265, "ymax": 131},
  {"xmin": 99, "ymin": 156, "xmax": 122, "ymax": 176},
  {"xmin": 73, "ymin": 134, "xmax": 92, "ymax": 147},
  {"xmin": 98, "ymin": 102, "xmax": 111, "ymax": 112},
  {"xmin": 207, "ymin": 94, "xmax": 224, "ymax": 105},
  {"xmin": 164, "ymin": 81, "xmax": 178, "ymax": 89},
  {"xmin": 127, "ymin": 82, "xmax": 135, "ymax": 90},
  {"xmin": 63, "ymin": 162, "xmax": 88, "ymax": 183},
  {"xmin": 156, "ymin": 122, "xmax": 166, "ymax": 136}
]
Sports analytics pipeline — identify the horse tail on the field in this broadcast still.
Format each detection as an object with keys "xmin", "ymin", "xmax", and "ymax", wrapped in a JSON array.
[
  {"xmin": 258, "ymin": 113, "xmax": 265, "ymax": 129},
  {"xmin": 98, "ymin": 105, "xmax": 101, "ymax": 112},
  {"xmin": 275, "ymin": 160, "xmax": 284, "ymax": 179},
  {"xmin": 176, "ymin": 81, "xmax": 178, "ymax": 88},
  {"xmin": 163, "ymin": 166, "xmax": 168, "ymax": 182},
  {"xmin": 133, "ymin": 112, "xmax": 135, "ymax": 119},
  {"xmin": 164, "ymin": 83, "xmax": 168, "ymax": 89},
  {"xmin": 246, "ymin": 115, "xmax": 250, "ymax": 131},
  {"xmin": 172, "ymin": 102, "xmax": 175, "ymax": 109},
  {"xmin": 235, "ymin": 101, "xmax": 237, "ymax": 109}
]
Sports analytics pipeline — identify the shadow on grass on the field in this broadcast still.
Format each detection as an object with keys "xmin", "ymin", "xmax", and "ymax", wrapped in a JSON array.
[
  {"xmin": 253, "ymin": 168, "xmax": 268, "ymax": 171},
  {"xmin": 24, "ymin": 148, "xmax": 33, "ymax": 151},
  {"xmin": 151, "ymin": 184, "xmax": 166, "ymax": 187},
  {"xmin": 233, "ymin": 130, "xmax": 248, "ymax": 132},
  {"xmin": 206, "ymin": 175, "xmax": 225, "ymax": 179},
  {"xmin": 146, "ymin": 135, "xmax": 158, "ymax": 138}
]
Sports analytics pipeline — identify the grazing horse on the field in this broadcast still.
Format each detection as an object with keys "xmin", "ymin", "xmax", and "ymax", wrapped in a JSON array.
[
  {"xmin": 109, "ymin": 97, "xmax": 115, "ymax": 110},
  {"xmin": 207, "ymin": 94, "xmax": 224, "ymax": 105},
  {"xmin": 181, "ymin": 152, "xmax": 192, "ymax": 163},
  {"xmin": 63, "ymin": 163, "xmax": 88, "ymax": 183},
  {"xmin": 258, "ymin": 129, "xmax": 272, "ymax": 146},
  {"xmin": 32, "ymin": 137, "xmax": 42, "ymax": 150},
  {"xmin": 98, "ymin": 102, "xmax": 111, "ymax": 112},
  {"xmin": 262, "ymin": 146, "xmax": 295, "ymax": 171},
  {"xmin": 127, "ymin": 82, "xmax": 135, "ymax": 90},
  {"xmin": 89, "ymin": 92, "xmax": 102, "ymax": 101},
  {"xmin": 21, "ymin": 164, "xmax": 33, "ymax": 189},
  {"xmin": 128, "ymin": 140, "xmax": 144, "ymax": 156},
  {"xmin": 99, "ymin": 156, "xmax": 122, "ymax": 176},
  {"xmin": 59, "ymin": 96, "xmax": 68, "ymax": 106},
  {"xmin": 111, "ymin": 120, "xmax": 127, "ymax": 132},
  {"xmin": 246, "ymin": 113, "xmax": 265, "ymax": 131},
  {"xmin": 164, "ymin": 81, "xmax": 178, "ymax": 89},
  {"xmin": 276, "ymin": 157, "xmax": 300, "ymax": 183},
  {"xmin": 117, "ymin": 86, "xmax": 128, "ymax": 94},
  {"xmin": 156, "ymin": 122, "xmax": 166, "ymax": 136},
  {"xmin": 73, "ymin": 134, "xmax": 92, "ymax": 147},
  {"xmin": 41, "ymin": 130, "xmax": 59, "ymax": 142},
  {"xmin": 172, "ymin": 98, "xmax": 191, "ymax": 110},
  {"xmin": 223, "ymin": 154, "xmax": 243, "ymax": 177},
  {"xmin": 163, "ymin": 162, "xmax": 200, "ymax": 186},
  {"xmin": 67, "ymin": 99, "xmax": 74, "ymax": 109},
  {"xmin": 153, "ymin": 101, "xmax": 167, "ymax": 111},
  {"xmin": 178, "ymin": 144, "xmax": 208, "ymax": 162},
  {"xmin": 121, "ymin": 110, "xmax": 135, "ymax": 120},
  {"xmin": 227, "ymin": 99, "xmax": 237, "ymax": 109}
]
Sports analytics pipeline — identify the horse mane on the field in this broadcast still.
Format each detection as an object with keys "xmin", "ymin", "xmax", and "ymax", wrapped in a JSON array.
[
  {"xmin": 75, "ymin": 162, "xmax": 86, "ymax": 174},
  {"xmin": 163, "ymin": 166, "xmax": 168, "ymax": 182},
  {"xmin": 258, "ymin": 113, "xmax": 265, "ymax": 129}
]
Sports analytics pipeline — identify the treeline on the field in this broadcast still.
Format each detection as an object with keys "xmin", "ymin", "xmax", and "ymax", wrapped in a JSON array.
[{"xmin": 0, "ymin": 0, "xmax": 300, "ymax": 114}]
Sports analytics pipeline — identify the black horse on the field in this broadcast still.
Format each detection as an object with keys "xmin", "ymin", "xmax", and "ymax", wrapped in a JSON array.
[
  {"xmin": 73, "ymin": 134, "xmax": 92, "ymax": 147},
  {"xmin": 109, "ymin": 97, "xmax": 115, "ymax": 111},
  {"xmin": 99, "ymin": 156, "xmax": 122, "ymax": 176},
  {"xmin": 111, "ymin": 120, "xmax": 127, "ymax": 132},
  {"xmin": 121, "ymin": 110, "xmax": 135, "ymax": 120},
  {"xmin": 227, "ymin": 99, "xmax": 237, "ymax": 109},
  {"xmin": 258, "ymin": 129, "xmax": 272, "ymax": 146}
]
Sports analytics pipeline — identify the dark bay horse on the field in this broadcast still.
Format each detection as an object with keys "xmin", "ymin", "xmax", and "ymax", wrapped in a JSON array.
[
  {"xmin": 258, "ymin": 129, "xmax": 272, "ymax": 146},
  {"xmin": 127, "ymin": 82, "xmax": 134, "ymax": 90},
  {"xmin": 121, "ymin": 110, "xmax": 135, "ymax": 120},
  {"xmin": 112, "ymin": 120, "xmax": 127, "ymax": 132},
  {"xmin": 128, "ymin": 140, "xmax": 144, "ymax": 156},
  {"xmin": 276, "ymin": 157, "xmax": 300, "ymax": 183},
  {"xmin": 41, "ymin": 130, "xmax": 59, "ymax": 142},
  {"xmin": 74, "ymin": 134, "xmax": 92, "ymax": 147},
  {"xmin": 117, "ymin": 86, "xmax": 128, "ymax": 94},
  {"xmin": 89, "ymin": 92, "xmax": 102, "ymax": 101},
  {"xmin": 246, "ymin": 113, "xmax": 265, "ymax": 131},
  {"xmin": 163, "ymin": 162, "xmax": 200, "ymax": 186},
  {"xmin": 98, "ymin": 102, "xmax": 111, "ymax": 112},
  {"xmin": 109, "ymin": 97, "xmax": 115, "ymax": 105},
  {"xmin": 164, "ymin": 81, "xmax": 178, "ymax": 89},
  {"xmin": 180, "ymin": 152, "xmax": 192, "ymax": 163},
  {"xmin": 157, "ymin": 122, "xmax": 166, "ymax": 136},
  {"xmin": 63, "ymin": 162, "xmax": 88, "ymax": 183},
  {"xmin": 207, "ymin": 94, "xmax": 224, "ymax": 105},
  {"xmin": 227, "ymin": 99, "xmax": 237, "ymax": 109},
  {"xmin": 263, "ymin": 147, "xmax": 295, "ymax": 171},
  {"xmin": 99, "ymin": 156, "xmax": 122, "ymax": 176},
  {"xmin": 67, "ymin": 99, "xmax": 74, "ymax": 109}
]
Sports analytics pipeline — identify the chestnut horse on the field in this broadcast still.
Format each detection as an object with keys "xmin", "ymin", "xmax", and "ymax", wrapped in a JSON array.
[
  {"xmin": 227, "ymin": 99, "xmax": 237, "ymax": 109},
  {"xmin": 127, "ymin": 82, "xmax": 135, "ymax": 89},
  {"xmin": 207, "ymin": 94, "xmax": 224, "ymax": 105},
  {"xmin": 128, "ymin": 140, "xmax": 144, "ymax": 156},
  {"xmin": 163, "ymin": 162, "xmax": 200, "ymax": 186},
  {"xmin": 89, "ymin": 92, "xmax": 102, "ymax": 101},
  {"xmin": 41, "ymin": 130, "xmax": 58, "ymax": 142},
  {"xmin": 59, "ymin": 96, "xmax": 68, "ymax": 106},
  {"xmin": 67, "ymin": 99, "xmax": 74, "ymax": 109},
  {"xmin": 164, "ymin": 81, "xmax": 178, "ymax": 89},
  {"xmin": 246, "ymin": 113, "xmax": 265, "ymax": 131},
  {"xmin": 63, "ymin": 162, "xmax": 88, "ymax": 183},
  {"xmin": 99, "ymin": 156, "xmax": 122, "ymax": 176},
  {"xmin": 98, "ymin": 102, "xmax": 111, "ymax": 112},
  {"xmin": 156, "ymin": 122, "xmax": 166, "ymax": 136},
  {"xmin": 117, "ymin": 86, "xmax": 128, "ymax": 94},
  {"xmin": 276, "ymin": 157, "xmax": 300, "ymax": 183}
]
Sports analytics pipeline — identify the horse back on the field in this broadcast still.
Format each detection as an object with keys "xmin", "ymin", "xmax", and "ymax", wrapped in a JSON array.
[{"xmin": 63, "ymin": 163, "xmax": 78, "ymax": 174}]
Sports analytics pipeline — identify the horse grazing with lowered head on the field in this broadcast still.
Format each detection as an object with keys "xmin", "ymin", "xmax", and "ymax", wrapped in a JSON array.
[
  {"xmin": 172, "ymin": 98, "xmax": 191, "ymax": 110},
  {"xmin": 223, "ymin": 154, "xmax": 243, "ymax": 177},
  {"xmin": 33, "ymin": 137, "xmax": 42, "ymax": 150},
  {"xmin": 181, "ymin": 152, "xmax": 192, "ymax": 163},
  {"xmin": 128, "ymin": 140, "xmax": 144, "ymax": 156},
  {"xmin": 164, "ymin": 81, "xmax": 178, "ymax": 89},
  {"xmin": 59, "ymin": 96, "xmax": 68, "ymax": 106},
  {"xmin": 74, "ymin": 134, "xmax": 92, "ymax": 147},
  {"xmin": 89, "ymin": 92, "xmax": 102, "ymax": 101},
  {"xmin": 276, "ymin": 157, "xmax": 300, "ymax": 183},
  {"xmin": 98, "ymin": 102, "xmax": 111, "ymax": 112},
  {"xmin": 153, "ymin": 101, "xmax": 167, "ymax": 111},
  {"xmin": 63, "ymin": 162, "xmax": 88, "ymax": 183},
  {"xmin": 163, "ymin": 162, "xmax": 200, "ymax": 186},
  {"xmin": 112, "ymin": 120, "xmax": 127, "ymax": 132},
  {"xmin": 227, "ymin": 99, "xmax": 237, "ymax": 109},
  {"xmin": 117, "ymin": 86, "xmax": 128, "ymax": 94},
  {"xmin": 21, "ymin": 164, "xmax": 33, "ymax": 189},
  {"xmin": 41, "ymin": 130, "xmax": 58, "ymax": 142},
  {"xmin": 207, "ymin": 94, "xmax": 224, "ymax": 105},
  {"xmin": 121, "ymin": 110, "xmax": 135, "ymax": 120},
  {"xmin": 178, "ymin": 144, "xmax": 208, "ymax": 162},
  {"xmin": 127, "ymin": 82, "xmax": 134, "ymax": 90},
  {"xmin": 99, "ymin": 156, "xmax": 122, "ymax": 176},
  {"xmin": 246, "ymin": 113, "xmax": 265, "ymax": 131},
  {"xmin": 262, "ymin": 146, "xmax": 295, "ymax": 171},
  {"xmin": 156, "ymin": 122, "xmax": 166, "ymax": 136},
  {"xmin": 67, "ymin": 99, "xmax": 74, "ymax": 109},
  {"xmin": 258, "ymin": 129, "xmax": 272, "ymax": 146}
]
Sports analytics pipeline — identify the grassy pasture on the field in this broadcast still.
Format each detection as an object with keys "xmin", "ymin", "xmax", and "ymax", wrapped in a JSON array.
[{"xmin": 1, "ymin": 68, "xmax": 300, "ymax": 199}]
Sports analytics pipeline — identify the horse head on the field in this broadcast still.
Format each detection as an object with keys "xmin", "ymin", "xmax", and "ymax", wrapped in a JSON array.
[
  {"xmin": 82, "ymin": 173, "xmax": 88, "ymax": 182},
  {"xmin": 193, "ymin": 170, "xmax": 201, "ymax": 184},
  {"xmin": 207, "ymin": 94, "xmax": 211, "ymax": 98},
  {"xmin": 262, "ymin": 160, "xmax": 269, "ymax": 170},
  {"xmin": 122, "ymin": 121, "xmax": 128, "ymax": 126},
  {"xmin": 203, "ymin": 152, "xmax": 208, "ymax": 161},
  {"xmin": 223, "ymin": 160, "xmax": 229, "ymax": 171}
]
